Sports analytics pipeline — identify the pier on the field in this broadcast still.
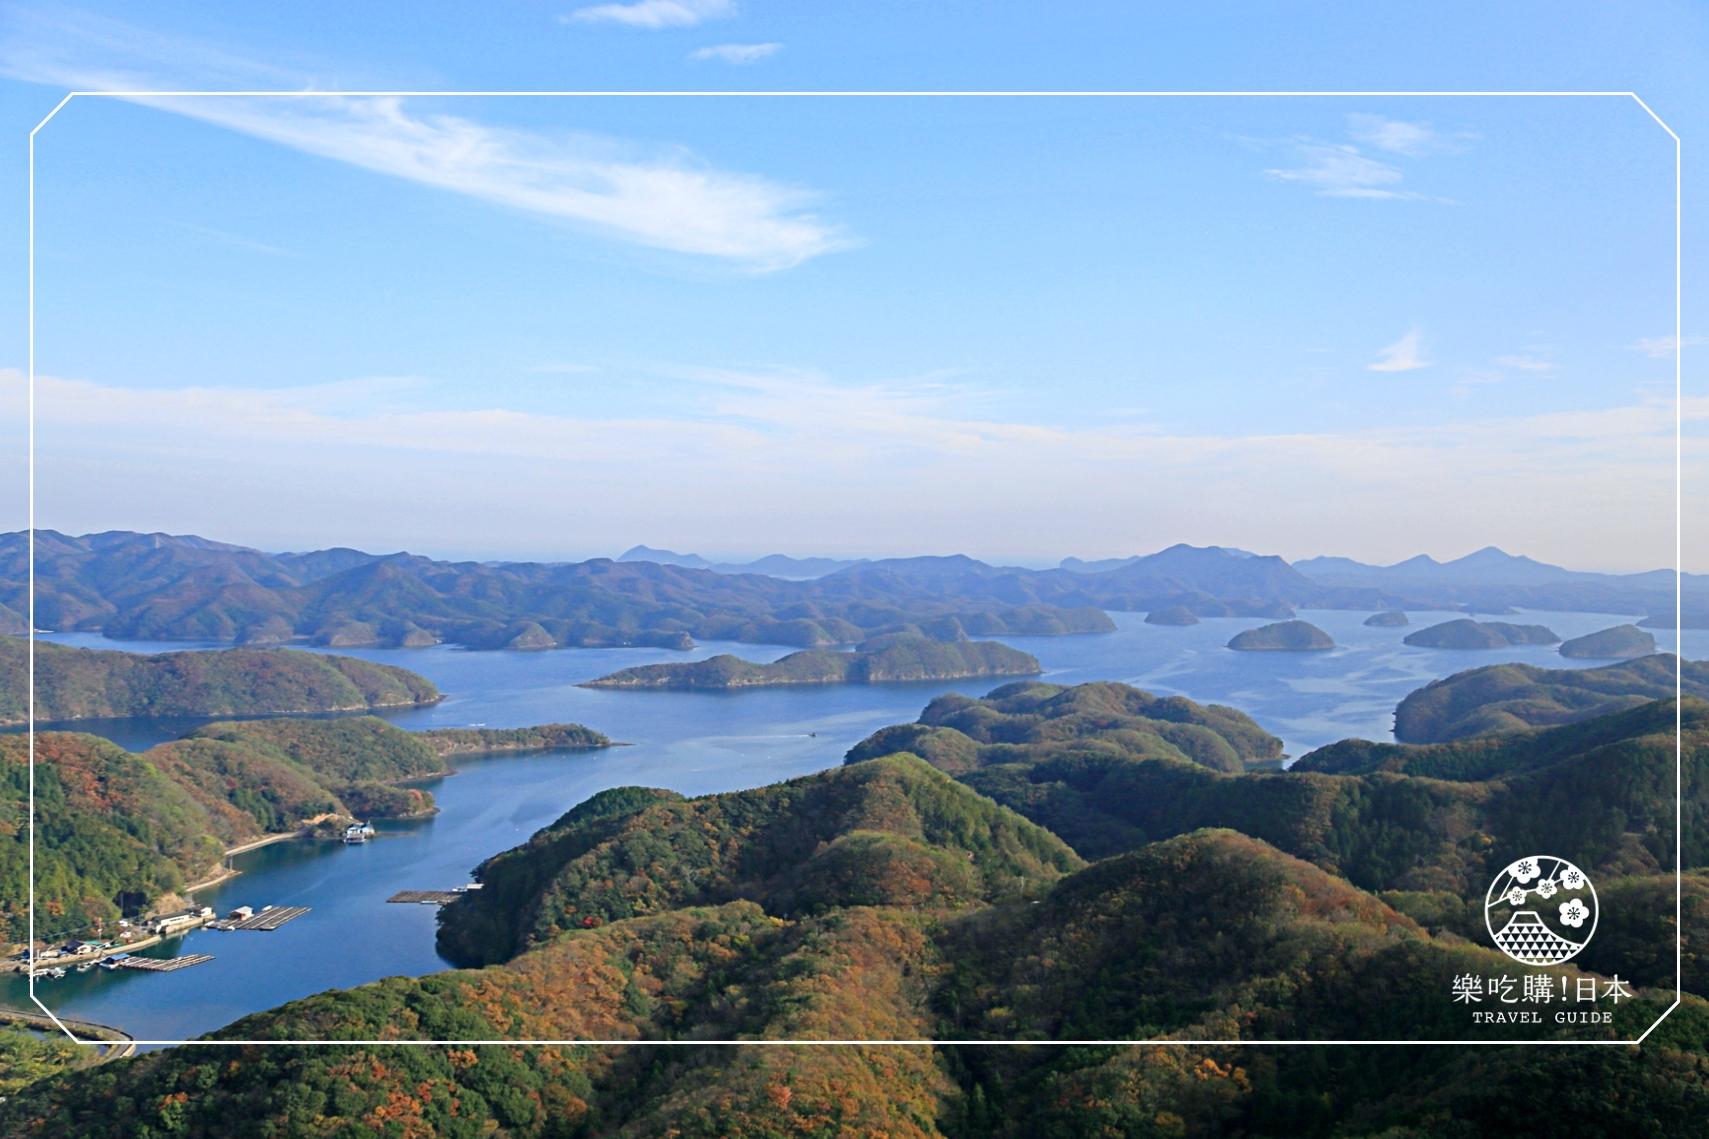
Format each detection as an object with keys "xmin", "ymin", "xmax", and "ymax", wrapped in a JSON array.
[
  {"xmin": 213, "ymin": 905, "xmax": 311, "ymax": 931},
  {"xmin": 387, "ymin": 890, "xmax": 466, "ymax": 905},
  {"xmin": 116, "ymin": 954, "xmax": 214, "ymax": 973}
]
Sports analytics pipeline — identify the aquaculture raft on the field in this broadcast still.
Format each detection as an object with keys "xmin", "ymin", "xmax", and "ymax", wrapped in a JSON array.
[{"xmin": 117, "ymin": 954, "xmax": 214, "ymax": 972}]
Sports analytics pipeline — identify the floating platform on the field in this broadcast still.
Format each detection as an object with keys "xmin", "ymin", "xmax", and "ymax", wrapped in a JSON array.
[
  {"xmin": 118, "ymin": 954, "xmax": 214, "ymax": 972},
  {"xmin": 387, "ymin": 890, "xmax": 465, "ymax": 905},
  {"xmin": 218, "ymin": 905, "xmax": 310, "ymax": 931}
]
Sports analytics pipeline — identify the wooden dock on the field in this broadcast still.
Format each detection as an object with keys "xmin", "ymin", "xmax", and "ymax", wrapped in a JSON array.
[
  {"xmin": 388, "ymin": 890, "xmax": 465, "ymax": 905},
  {"xmin": 118, "ymin": 954, "xmax": 214, "ymax": 972},
  {"xmin": 221, "ymin": 906, "xmax": 310, "ymax": 931}
]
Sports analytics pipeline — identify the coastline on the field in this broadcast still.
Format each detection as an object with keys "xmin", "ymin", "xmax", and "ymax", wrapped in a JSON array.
[
  {"xmin": 3, "ymin": 693, "xmax": 444, "ymax": 731},
  {"xmin": 0, "ymin": 1004, "xmax": 134, "ymax": 1060}
]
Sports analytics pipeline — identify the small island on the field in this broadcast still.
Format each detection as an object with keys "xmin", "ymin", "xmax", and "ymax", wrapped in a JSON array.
[
  {"xmin": 1226, "ymin": 620, "xmax": 1335, "ymax": 652},
  {"xmin": 1144, "ymin": 605, "xmax": 1200, "ymax": 626},
  {"xmin": 1403, "ymin": 618, "xmax": 1559, "ymax": 649},
  {"xmin": 581, "ymin": 635, "xmax": 1041, "ymax": 690},
  {"xmin": 1559, "ymin": 624, "xmax": 1658, "ymax": 660},
  {"xmin": 1364, "ymin": 611, "xmax": 1409, "ymax": 627}
]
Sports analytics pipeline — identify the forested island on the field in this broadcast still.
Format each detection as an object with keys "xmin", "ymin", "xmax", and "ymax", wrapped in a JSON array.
[
  {"xmin": 1143, "ymin": 604, "xmax": 1199, "ymax": 625},
  {"xmin": 0, "ymin": 637, "xmax": 440, "ymax": 726},
  {"xmin": 1403, "ymin": 617, "xmax": 1559, "ymax": 649},
  {"xmin": 1226, "ymin": 619, "xmax": 1335, "ymax": 651},
  {"xmin": 581, "ymin": 635, "xmax": 1040, "ymax": 690},
  {"xmin": 1558, "ymin": 624, "xmax": 1658, "ymax": 659},
  {"xmin": 1364, "ymin": 610, "xmax": 1409, "ymax": 627}
]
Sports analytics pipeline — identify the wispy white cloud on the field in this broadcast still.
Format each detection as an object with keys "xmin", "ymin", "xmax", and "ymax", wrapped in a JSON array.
[
  {"xmin": 1630, "ymin": 334, "xmax": 1706, "ymax": 358},
  {"xmin": 1346, "ymin": 113, "xmax": 1474, "ymax": 157},
  {"xmin": 1264, "ymin": 141, "xmax": 1420, "ymax": 199},
  {"xmin": 566, "ymin": 0, "xmax": 735, "ymax": 29},
  {"xmin": 1, "ymin": 9, "xmax": 848, "ymax": 271},
  {"xmin": 1367, "ymin": 327, "xmax": 1429, "ymax": 372},
  {"xmin": 690, "ymin": 42, "xmax": 780, "ymax": 64},
  {"xmin": 1258, "ymin": 112, "xmax": 1468, "ymax": 201}
]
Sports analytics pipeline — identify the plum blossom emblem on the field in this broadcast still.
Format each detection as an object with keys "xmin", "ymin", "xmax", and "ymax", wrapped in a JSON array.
[{"xmin": 1485, "ymin": 855, "xmax": 1597, "ymax": 966}]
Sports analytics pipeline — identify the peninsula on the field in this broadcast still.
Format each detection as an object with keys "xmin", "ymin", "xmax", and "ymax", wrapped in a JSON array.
[{"xmin": 581, "ymin": 635, "xmax": 1040, "ymax": 690}]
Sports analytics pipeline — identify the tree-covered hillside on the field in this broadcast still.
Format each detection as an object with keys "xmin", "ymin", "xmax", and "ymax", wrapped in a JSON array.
[
  {"xmin": 3, "ymin": 716, "xmax": 613, "ymax": 943},
  {"xmin": 0, "ymin": 637, "xmax": 440, "ymax": 726},
  {"xmin": 1393, "ymin": 652, "xmax": 1707, "ymax": 742},
  {"xmin": 1, "ymin": 818, "xmax": 1696, "ymax": 1138},
  {"xmin": 4, "ymin": 673, "xmax": 1706, "ymax": 1135},
  {"xmin": 437, "ymin": 753, "xmax": 1082, "ymax": 967}
]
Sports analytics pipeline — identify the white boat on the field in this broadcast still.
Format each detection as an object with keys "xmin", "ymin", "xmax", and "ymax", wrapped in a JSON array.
[{"xmin": 343, "ymin": 822, "xmax": 376, "ymax": 844}]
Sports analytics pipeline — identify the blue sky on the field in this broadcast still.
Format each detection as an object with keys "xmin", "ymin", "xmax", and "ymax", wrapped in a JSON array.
[{"xmin": 0, "ymin": 2, "xmax": 1703, "ymax": 570}]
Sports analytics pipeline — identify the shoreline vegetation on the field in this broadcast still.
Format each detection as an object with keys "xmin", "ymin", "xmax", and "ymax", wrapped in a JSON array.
[{"xmin": 3, "ymin": 715, "xmax": 616, "ymax": 949}]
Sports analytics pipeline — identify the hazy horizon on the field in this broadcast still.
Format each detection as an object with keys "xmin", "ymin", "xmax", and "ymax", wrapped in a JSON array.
[{"xmin": 7, "ymin": 524, "xmax": 1696, "ymax": 578}]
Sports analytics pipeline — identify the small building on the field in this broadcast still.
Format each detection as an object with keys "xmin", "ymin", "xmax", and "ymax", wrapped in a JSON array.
[
  {"xmin": 227, "ymin": 906, "xmax": 254, "ymax": 921},
  {"xmin": 344, "ymin": 822, "xmax": 376, "ymax": 844},
  {"xmin": 151, "ymin": 908, "xmax": 209, "ymax": 936}
]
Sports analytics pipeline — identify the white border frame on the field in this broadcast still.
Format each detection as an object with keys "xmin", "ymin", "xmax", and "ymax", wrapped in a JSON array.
[{"xmin": 24, "ymin": 89, "xmax": 1683, "ymax": 1049}]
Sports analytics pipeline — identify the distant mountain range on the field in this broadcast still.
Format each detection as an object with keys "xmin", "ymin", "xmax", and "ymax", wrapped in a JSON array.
[
  {"xmin": 5, "ymin": 531, "xmax": 1704, "ymax": 652},
  {"xmin": 617, "ymin": 545, "xmax": 865, "ymax": 579}
]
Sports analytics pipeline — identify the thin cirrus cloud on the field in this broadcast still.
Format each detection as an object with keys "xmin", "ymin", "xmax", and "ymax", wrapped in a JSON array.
[
  {"xmin": 1346, "ymin": 113, "xmax": 1474, "ymax": 157},
  {"xmin": 1, "ymin": 9, "xmax": 848, "ymax": 272},
  {"xmin": 690, "ymin": 42, "xmax": 781, "ymax": 64},
  {"xmin": 1261, "ymin": 113, "xmax": 1464, "ymax": 200},
  {"xmin": 566, "ymin": 0, "xmax": 735, "ymax": 29},
  {"xmin": 4, "ymin": 367, "xmax": 1695, "ymax": 569},
  {"xmin": 1367, "ymin": 327, "xmax": 1430, "ymax": 372},
  {"xmin": 1630, "ymin": 334, "xmax": 1706, "ymax": 358}
]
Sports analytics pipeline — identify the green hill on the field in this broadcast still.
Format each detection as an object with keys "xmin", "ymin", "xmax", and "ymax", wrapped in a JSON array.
[
  {"xmin": 1364, "ymin": 610, "xmax": 1409, "ymax": 626},
  {"xmin": 844, "ymin": 680, "xmax": 1283, "ymax": 778},
  {"xmin": 1144, "ymin": 604, "xmax": 1199, "ymax": 626},
  {"xmin": 1559, "ymin": 623, "xmax": 1658, "ymax": 659},
  {"xmin": 1226, "ymin": 619, "xmax": 1335, "ymax": 651},
  {"xmin": 0, "ymin": 636, "xmax": 440, "ymax": 726},
  {"xmin": 1403, "ymin": 618, "xmax": 1560, "ymax": 649},
  {"xmin": 436, "ymin": 752, "xmax": 1083, "ymax": 967},
  {"xmin": 848, "ymin": 683, "xmax": 1699, "ymax": 896},
  {"xmin": 1392, "ymin": 653, "xmax": 1706, "ymax": 741},
  {"xmin": 581, "ymin": 636, "xmax": 1040, "ymax": 690}
]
